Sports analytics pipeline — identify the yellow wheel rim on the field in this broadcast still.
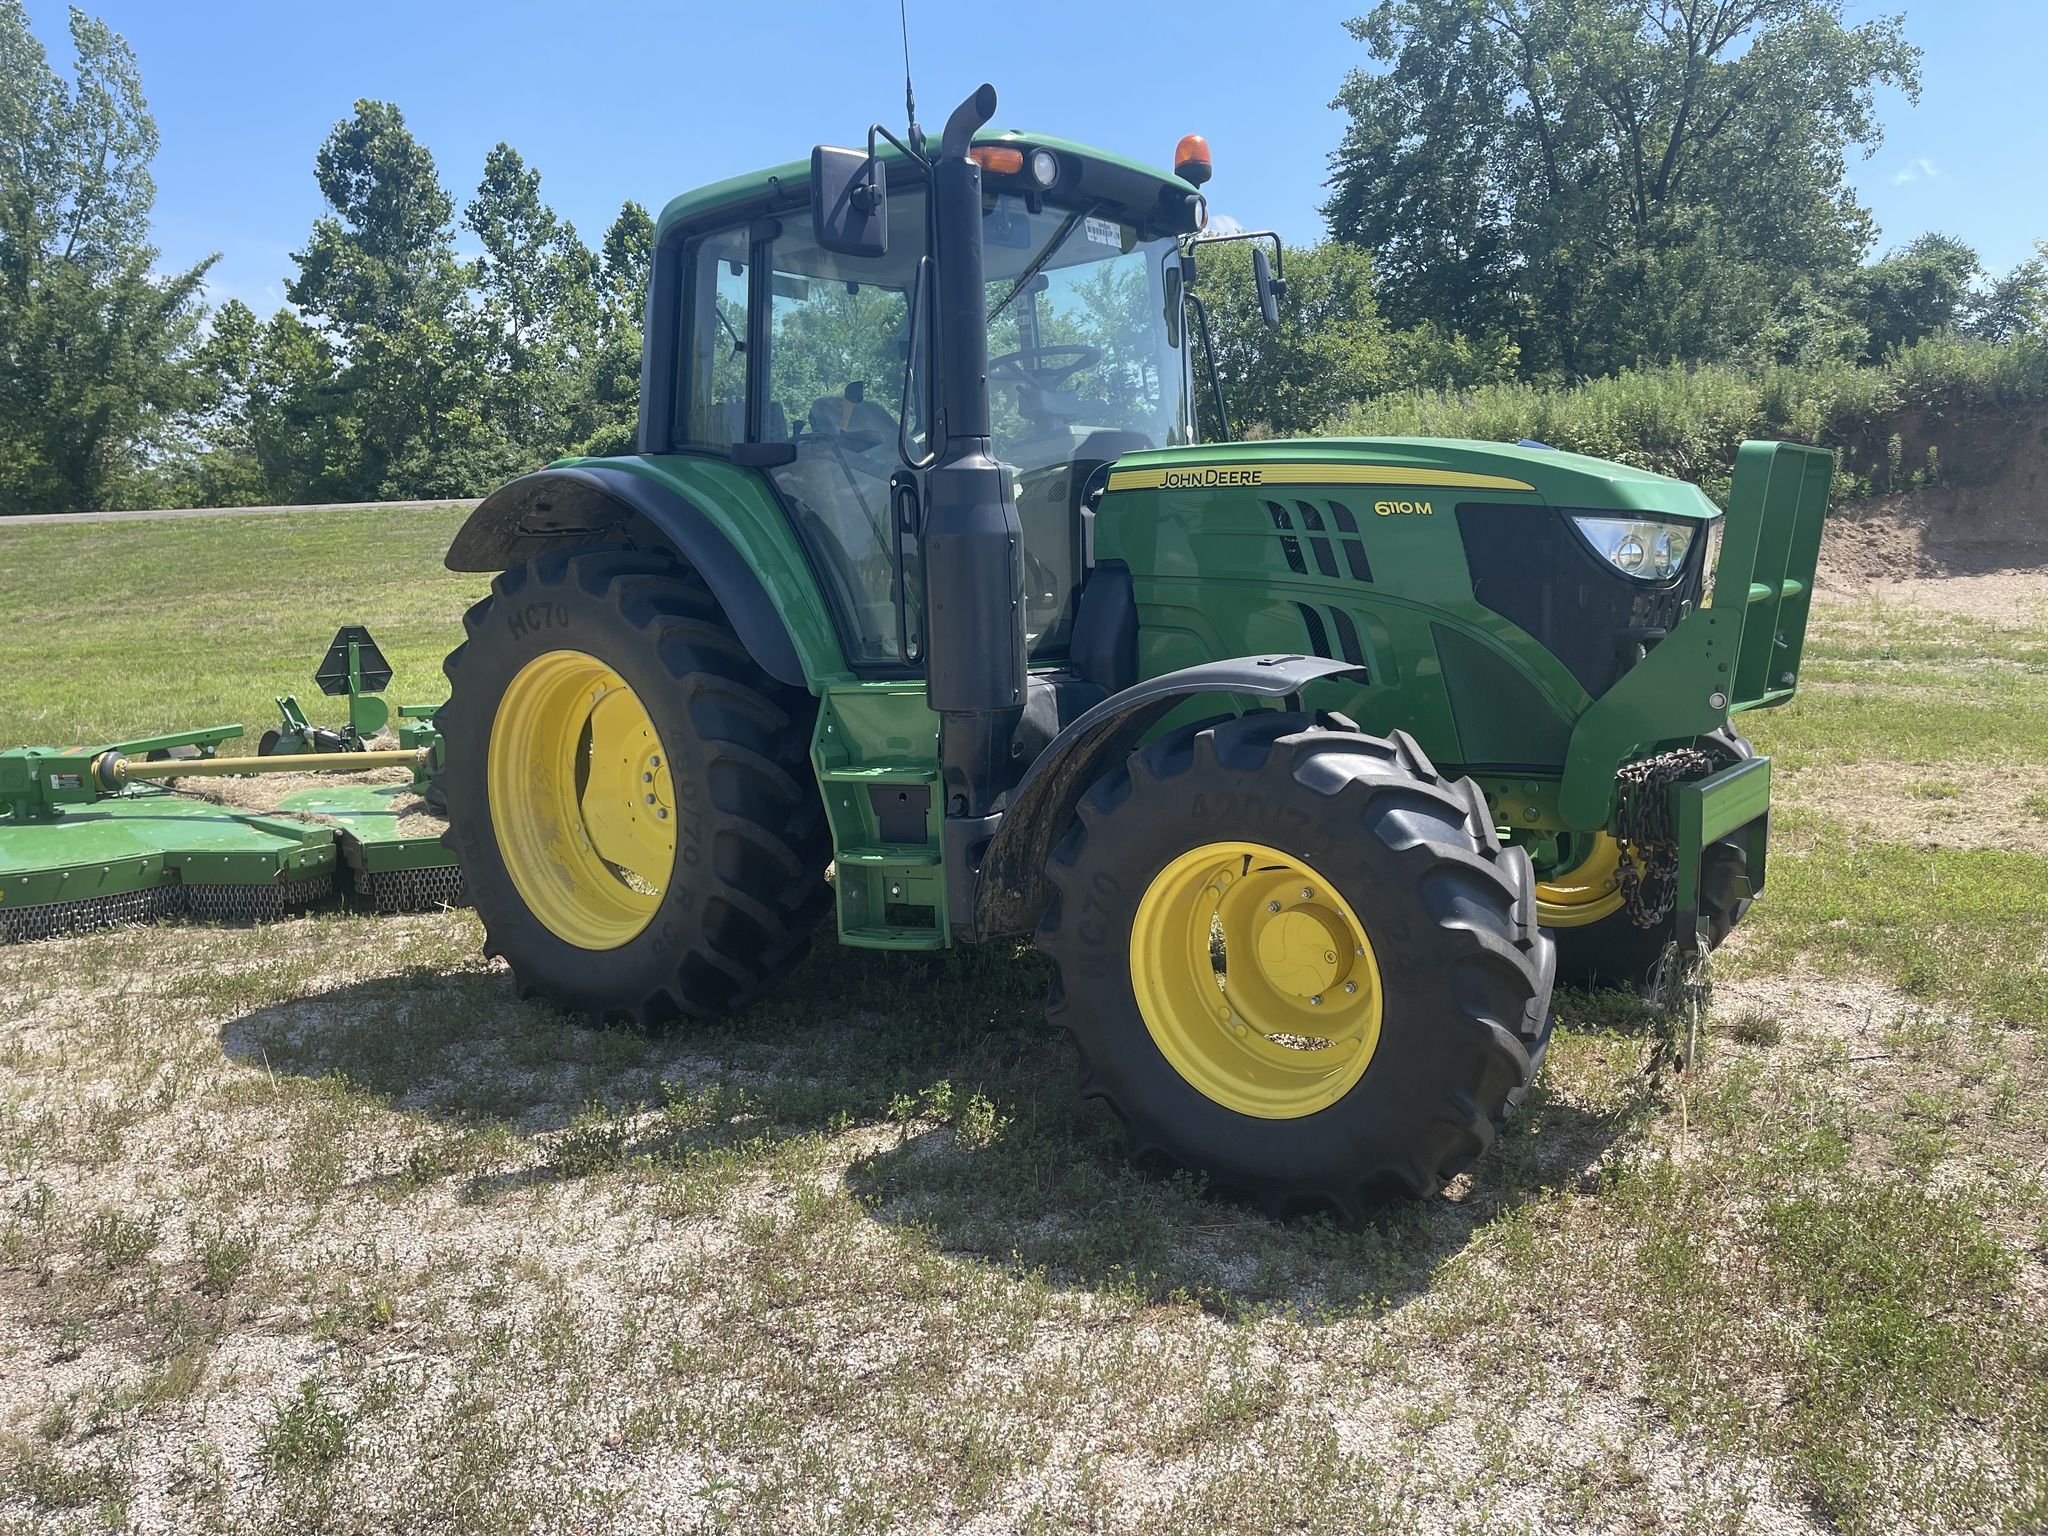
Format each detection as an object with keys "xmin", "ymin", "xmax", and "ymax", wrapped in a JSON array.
[
  {"xmin": 1535, "ymin": 833, "xmax": 1626, "ymax": 928},
  {"xmin": 485, "ymin": 649, "xmax": 675, "ymax": 950},
  {"xmin": 1129, "ymin": 841, "xmax": 1383, "ymax": 1120}
]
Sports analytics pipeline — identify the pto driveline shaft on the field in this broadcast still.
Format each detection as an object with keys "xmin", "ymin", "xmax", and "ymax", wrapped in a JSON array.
[{"xmin": 92, "ymin": 747, "xmax": 430, "ymax": 791}]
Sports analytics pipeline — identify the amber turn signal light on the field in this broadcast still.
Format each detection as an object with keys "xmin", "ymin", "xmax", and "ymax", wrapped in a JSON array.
[{"xmin": 968, "ymin": 146, "xmax": 1025, "ymax": 176}]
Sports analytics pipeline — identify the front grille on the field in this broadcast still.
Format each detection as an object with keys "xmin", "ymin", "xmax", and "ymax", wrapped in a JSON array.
[{"xmin": 1457, "ymin": 504, "xmax": 1705, "ymax": 698}]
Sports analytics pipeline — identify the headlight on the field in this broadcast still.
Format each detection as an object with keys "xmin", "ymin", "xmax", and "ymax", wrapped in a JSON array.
[
  {"xmin": 1570, "ymin": 515, "xmax": 1698, "ymax": 581},
  {"xmin": 1027, "ymin": 148, "xmax": 1059, "ymax": 188}
]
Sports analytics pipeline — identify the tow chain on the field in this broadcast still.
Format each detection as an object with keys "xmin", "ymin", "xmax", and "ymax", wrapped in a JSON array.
[{"xmin": 1613, "ymin": 747, "xmax": 1717, "ymax": 928}]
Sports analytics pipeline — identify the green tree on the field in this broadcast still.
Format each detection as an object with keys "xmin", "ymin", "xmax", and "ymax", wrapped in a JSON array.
[
  {"xmin": 572, "ymin": 200, "xmax": 656, "ymax": 456},
  {"xmin": 463, "ymin": 142, "xmax": 605, "ymax": 472},
  {"xmin": 186, "ymin": 299, "xmax": 357, "ymax": 504},
  {"xmin": 1192, "ymin": 240, "xmax": 1517, "ymax": 437},
  {"xmin": 287, "ymin": 100, "xmax": 492, "ymax": 497},
  {"xmin": 600, "ymin": 199, "xmax": 654, "ymax": 329},
  {"xmin": 1853, "ymin": 232, "xmax": 1980, "ymax": 360},
  {"xmin": 0, "ymin": 2, "xmax": 211, "ymax": 513},
  {"xmin": 1326, "ymin": 1, "xmax": 1920, "ymax": 378},
  {"xmin": 1968, "ymin": 241, "xmax": 2048, "ymax": 346}
]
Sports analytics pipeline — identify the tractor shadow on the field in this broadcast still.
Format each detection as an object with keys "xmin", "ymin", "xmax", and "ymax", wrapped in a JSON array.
[{"xmin": 215, "ymin": 935, "xmax": 1652, "ymax": 1319}]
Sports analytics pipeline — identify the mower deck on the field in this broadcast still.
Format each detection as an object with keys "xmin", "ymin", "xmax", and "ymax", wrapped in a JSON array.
[
  {"xmin": 274, "ymin": 781, "xmax": 464, "ymax": 913},
  {"xmin": 0, "ymin": 780, "xmax": 460, "ymax": 942}
]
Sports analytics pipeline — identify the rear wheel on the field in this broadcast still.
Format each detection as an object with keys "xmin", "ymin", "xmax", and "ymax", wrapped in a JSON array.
[
  {"xmin": 1038, "ymin": 713, "xmax": 1554, "ymax": 1218},
  {"xmin": 438, "ymin": 547, "xmax": 831, "ymax": 1023}
]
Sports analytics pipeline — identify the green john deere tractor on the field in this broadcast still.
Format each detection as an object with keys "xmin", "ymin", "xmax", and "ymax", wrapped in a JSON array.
[{"xmin": 435, "ymin": 85, "xmax": 1830, "ymax": 1216}]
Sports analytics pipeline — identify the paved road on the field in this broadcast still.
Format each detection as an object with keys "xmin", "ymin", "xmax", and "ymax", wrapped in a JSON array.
[{"xmin": 4, "ymin": 498, "xmax": 481, "ymax": 526}]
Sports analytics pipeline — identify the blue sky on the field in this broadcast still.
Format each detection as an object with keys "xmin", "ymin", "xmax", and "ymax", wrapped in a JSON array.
[{"xmin": 22, "ymin": 0, "xmax": 2045, "ymax": 315}]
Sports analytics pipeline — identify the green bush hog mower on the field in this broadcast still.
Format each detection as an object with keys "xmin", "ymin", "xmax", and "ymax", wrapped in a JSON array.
[
  {"xmin": 436, "ymin": 86, "xmax": 1830, "ymax": 1215},
  {"xmin": 0, "ymin": 628, "xmax": 462, "ymax": 938}
]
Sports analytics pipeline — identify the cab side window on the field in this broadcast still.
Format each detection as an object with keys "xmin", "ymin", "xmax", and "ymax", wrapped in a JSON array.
[
  {"xmin": 681, "ymin": 227, "xmax": 751, "ymax": 447},
  {"xmin": 759, "ymin": 189, "xmax": 929, "ymax": 665}
]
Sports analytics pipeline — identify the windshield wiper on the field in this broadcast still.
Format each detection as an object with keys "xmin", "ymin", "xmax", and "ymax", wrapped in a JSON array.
[{"xmin": 988, "ymin": 201, "xmax": 1101, "ymax": 323}]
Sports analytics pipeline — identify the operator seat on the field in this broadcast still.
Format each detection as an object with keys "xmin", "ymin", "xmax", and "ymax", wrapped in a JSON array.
[{"xmin": 808, "ymin": 382, "xmax": 897, "ymax": 442}]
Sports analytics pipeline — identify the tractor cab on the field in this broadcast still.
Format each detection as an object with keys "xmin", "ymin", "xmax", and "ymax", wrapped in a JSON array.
[{"xmin": 640, "ymin": 125, "xmax": 1209, "ymax": 671}]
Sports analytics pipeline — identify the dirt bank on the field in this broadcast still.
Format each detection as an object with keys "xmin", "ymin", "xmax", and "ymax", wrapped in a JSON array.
[{"xmin": 1817, "ymin": 414, "xmax": 2048, "ymax": 615}]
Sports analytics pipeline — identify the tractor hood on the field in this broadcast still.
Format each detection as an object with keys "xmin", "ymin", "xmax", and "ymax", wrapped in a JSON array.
[
  {"xmin": 1087, "ymin": 433, "xmax": 1745, "ymax": 779},
  {"xmin": 1103, "ymin": 438, "xmax": 1723, "ymax": 521}
]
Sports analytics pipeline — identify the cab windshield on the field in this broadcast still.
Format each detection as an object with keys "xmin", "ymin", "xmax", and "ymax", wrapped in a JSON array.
[
  {"xmin": 982, "ymin": 194, "xmax": 1194, "ymax": 476},
  {"xmin": 716, "ymin": 184, "xmax": 1192, "ymax": 667},
  {"xmin": 979, "ymin": 193, "xmax": 1193, "ymax": 654}
]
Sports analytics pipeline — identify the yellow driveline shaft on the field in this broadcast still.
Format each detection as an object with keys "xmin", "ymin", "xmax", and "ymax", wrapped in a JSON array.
[{"xmin": 94, "ymin": 747, "xmax": 429, "ymax": 788}]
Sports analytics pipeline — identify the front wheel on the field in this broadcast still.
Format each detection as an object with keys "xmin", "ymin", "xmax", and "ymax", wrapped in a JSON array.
[{"xmin": 1037, "ymin": 713, "xmax": 1555, "ymax": 1219}]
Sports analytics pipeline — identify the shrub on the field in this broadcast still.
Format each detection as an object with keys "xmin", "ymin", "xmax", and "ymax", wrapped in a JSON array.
[{"xmin": 1324, "ymin": 334, "xmax": 2048, "ymax": 502}]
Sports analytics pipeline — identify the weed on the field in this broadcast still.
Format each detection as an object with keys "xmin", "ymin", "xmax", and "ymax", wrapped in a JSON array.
[
  {"xmin": 82, "ymin": 1207, "xmax": 159, "ymax": 1269},
  {"xmin": 1905, "ymin": 778, "xmax": 1963, "ymax": 800},
  {"xmin": 1720, "ymin": 1006, "xmax": 1784, "ymax": 1046},
  {"xmin": 257, "ymin": 1379, "xmax": 351, "ymax": 1481},
  {"xmin": 3, "ymin": 1437, "xmax": 129, "ymax": 1513},
  {"xmin": 548, "ymin": 1100, "xmax": 634, "ymax": 1175},
  {"xmin": 192, "ymin": 1220, "xmax": 256, "ymax": 1296}
]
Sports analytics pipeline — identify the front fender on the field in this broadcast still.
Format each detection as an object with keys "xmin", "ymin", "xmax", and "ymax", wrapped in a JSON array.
[
  {"xmin": 446, "ymin": 460, "xmax": 831, "ymax": 690},
  {"xmin": 970, "ymin": 654, "xmax": 1363, "ymax": 939}
]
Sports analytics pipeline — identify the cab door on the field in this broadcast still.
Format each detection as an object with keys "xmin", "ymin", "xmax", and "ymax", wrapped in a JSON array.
[{"xmin": 674, "ymin": 189, "xmax": 933, "ymax": 673}]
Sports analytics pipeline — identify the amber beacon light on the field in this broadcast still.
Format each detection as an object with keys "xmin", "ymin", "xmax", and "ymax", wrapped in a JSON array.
[{"xmin": 1174, "ymin": 134, "xmax": 1213, "ymax": 186}]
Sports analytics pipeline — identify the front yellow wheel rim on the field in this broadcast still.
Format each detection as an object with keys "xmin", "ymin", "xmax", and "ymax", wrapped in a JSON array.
[
  {"xmin": 486, "ymin": 650, "xmax": 675, "ymax": 950},
  {"xmin": 1129, "ymin": 842, "xmax": 1383, "ymax": 1120},
  {"xmin": 1535, "ymin": 833, "xmax": 1626, "ymax": 928}
]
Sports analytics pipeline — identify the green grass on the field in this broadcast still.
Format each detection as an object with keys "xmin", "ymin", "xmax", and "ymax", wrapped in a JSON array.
[
  {"xmin": 1729, "ymin": 809, "xmax": 2048, "ymax": 1023},
  {"xmin": 0, "ymin": 506, "xmax": 482, "ymax": 746},
  {"xmin": 3, "ymin": 524, "xmax": 2047, "ymax": 1532},
  {"xmin": 1721, "ymin": 594, "xmax": 2048, "ymax": 1025},
  {"xmin": 1742, "ymin": 597, "xmax": 2048, "ymax": 775}
]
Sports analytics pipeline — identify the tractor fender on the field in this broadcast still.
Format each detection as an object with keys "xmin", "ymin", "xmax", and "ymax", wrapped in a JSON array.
[
  {"xmin": 444, "ymin": 464, "xmax": 805, "ymax": 689},
  {"xmin": 970, "ymin": 654, "xmax": 1364, "ymax": 939}
]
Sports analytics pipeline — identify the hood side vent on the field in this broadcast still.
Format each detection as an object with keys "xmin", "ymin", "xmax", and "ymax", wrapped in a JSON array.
[
  {"xmin": 1266, "ymin": 501, "xmax": 1307, "ymax": 575},
  {"xmin": 1295, "ymin": 602, "xmax": 1331, "ymax": 659}
]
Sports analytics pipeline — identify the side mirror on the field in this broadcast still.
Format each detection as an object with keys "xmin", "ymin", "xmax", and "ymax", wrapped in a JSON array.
[
  {"xmin": 1253, "ymin": 245, "xmax": 1281, "ymax": 328},
  {"xmin": 811, "ymin": 145, "xmax": 888, "ymax": 258}
]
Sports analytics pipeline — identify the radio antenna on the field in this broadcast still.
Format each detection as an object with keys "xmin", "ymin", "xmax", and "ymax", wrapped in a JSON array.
[{"xmin": 899, "ymin": 0, "xmax": 923, "ymax": 156}]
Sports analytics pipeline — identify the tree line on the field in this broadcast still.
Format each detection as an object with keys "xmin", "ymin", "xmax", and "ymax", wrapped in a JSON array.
[
  {"xmin": 0, "ymin": 2, "xmax": 647, "ymax": 515},
  {"xmin": 3, "ymin": 0, "xmax": 2044, "ymax": 513}
]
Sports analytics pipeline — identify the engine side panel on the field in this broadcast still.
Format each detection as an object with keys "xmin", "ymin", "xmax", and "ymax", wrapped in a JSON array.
[{"xmin": 1094, "ymin": 472, "xmax": 1582, "ymax": 775}]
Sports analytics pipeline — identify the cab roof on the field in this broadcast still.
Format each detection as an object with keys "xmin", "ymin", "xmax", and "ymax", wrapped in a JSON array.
[{"xmin": 653, "ymin": 129, "xmax": 1195, "ymax": 245}]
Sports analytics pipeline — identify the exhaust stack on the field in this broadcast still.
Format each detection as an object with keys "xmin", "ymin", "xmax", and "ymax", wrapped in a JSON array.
[{"xmin": 922, "ymin": 83, "xmax": 1026, "ymax": 820}]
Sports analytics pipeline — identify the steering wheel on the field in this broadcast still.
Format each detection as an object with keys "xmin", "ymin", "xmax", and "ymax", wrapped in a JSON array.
[{"xmin": 989, "ymin": 344, "xmax": 1102, "ymax": 390}]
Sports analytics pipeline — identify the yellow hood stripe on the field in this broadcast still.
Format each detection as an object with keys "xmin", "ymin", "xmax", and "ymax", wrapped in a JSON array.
[{"xmin": 1106, "ymin": 463, "xmax": 1536, "ymax": 493}]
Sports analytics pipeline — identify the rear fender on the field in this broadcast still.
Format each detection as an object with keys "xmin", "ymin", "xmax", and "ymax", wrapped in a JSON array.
[
  {"xmin": 445, "ymin": 463, "xmax": 814, "ymax": 689},
  {"xmin": 968, "ymin": 654, "xmax": 1363, "ymax": 939}
]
